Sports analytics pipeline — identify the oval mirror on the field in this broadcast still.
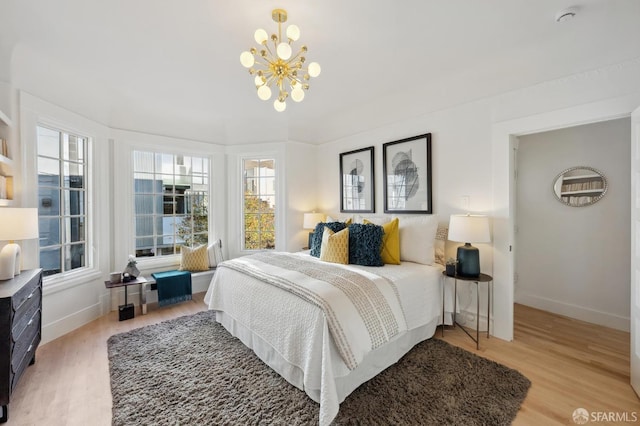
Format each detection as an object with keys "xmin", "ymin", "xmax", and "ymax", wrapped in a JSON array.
[{"xmin": 553, "ymin": 166, "xmax": 607, "ymax": 207}]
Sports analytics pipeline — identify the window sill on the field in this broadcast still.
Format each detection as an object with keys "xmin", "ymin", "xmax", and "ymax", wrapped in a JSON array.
[{"xmin": 43, "ymin": 268, "xmax": 103, "ymax": 296}]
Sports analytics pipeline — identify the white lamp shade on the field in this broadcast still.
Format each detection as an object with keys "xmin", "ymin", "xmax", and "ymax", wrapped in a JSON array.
[
  {"xmin": 257, "ymin": 85, "xmax": 272, "ymax": 100},
  {"xmin": 291, "ymin": 87, "xmax": 305, "ymax": 102},
  {"xmin": 303, "ymin": 212, "xmax": 324, "ymax": 230},
  {"xmin": 240, "ymin": 51, "xmax": 255, "ymax": 68},
  {"xmin": 448, "ymin": 214, "xmax": 490, "ymax": 243},
  {"xmin": 254, "ymin": 28, "xmax": 268, "ymax": 44},
  {"xmin": 276, "ymin": 42, "xmax": 292, "ymax": 60},
  {"xmin": 308, "ymin": 62, "xmax": 321, "ymax": 78},
  {"xmin": 0, "ymin": 208, "xmax": 39, "ymax": 241},
  {"xmin": 286, "ymin": 25, "xmax": 300, "ymax": 41},
  {"xmin": 273, "ymin": 99, "xmax": 286, "ymax": 112}
]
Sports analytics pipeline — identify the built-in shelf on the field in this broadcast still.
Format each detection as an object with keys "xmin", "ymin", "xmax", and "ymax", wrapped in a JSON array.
[{"xmin": 0, "ymin": 117, "xmax": 14, "ymax": 206}]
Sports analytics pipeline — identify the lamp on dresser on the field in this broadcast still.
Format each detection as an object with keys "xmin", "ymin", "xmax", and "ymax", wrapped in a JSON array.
[
  {"xmin": 0, "ymin": 208, "xmax": 39, "ymax": 281},
  {"xmin": 303, "ymin": 212, "xmax": 324, "ymax": 249},
  {"xmin": 448, "ymin": 214, "xmax": 491, "ymax": 278}
]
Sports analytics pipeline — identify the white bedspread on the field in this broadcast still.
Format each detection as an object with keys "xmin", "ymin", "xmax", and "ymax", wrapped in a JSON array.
[{"xmin": 204, "ymin": 252, "xmax": 447, "ymax": 425}]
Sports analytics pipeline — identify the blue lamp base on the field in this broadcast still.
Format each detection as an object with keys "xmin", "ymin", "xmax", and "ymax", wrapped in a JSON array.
[{"xmin": 456, "ymin": 243, "xmax": 480, "ymax": 277}]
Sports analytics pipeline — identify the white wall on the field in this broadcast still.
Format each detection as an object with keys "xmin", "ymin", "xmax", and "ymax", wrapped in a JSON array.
[
  {"xmin": 515, "ymin": 118, "xmax": 630, "ymax": 331},
  {"xmin": 317, "ymin": 59, "xmax": 640, "ymax": 338}
]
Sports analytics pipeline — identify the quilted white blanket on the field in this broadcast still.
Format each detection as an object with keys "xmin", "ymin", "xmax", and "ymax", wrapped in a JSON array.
[{"xmin": 219, "ymin": 252, "xmax": 408, "ymax": 370}]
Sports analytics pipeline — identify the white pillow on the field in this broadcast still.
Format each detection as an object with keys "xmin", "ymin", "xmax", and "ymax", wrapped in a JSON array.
[
  {"xmin": 358, "ymin": 215, "xmax": 391, "ymax": 226},
  {"xmin": 397, "ymin": 215, "xmax": 439, "ymax": 265},
  {"xmin": 325, "ymin": 215, "xmax": 352, "ymax": 223},
  {"xmin": 207, "ymin": 240, "xmax": 224, "ymax": 268}
]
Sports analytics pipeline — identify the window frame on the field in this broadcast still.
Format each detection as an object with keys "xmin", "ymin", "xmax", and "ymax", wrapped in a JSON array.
[
  {"xmin": 113, "ymin": 135, "xmax": 220, "ymax": 273},
  {"xmin": 132, "ymin": 150, "xmax": 210, "ymax": 259},
  {"xmin": 36, "ymin": 124, "xmax": 90, "ymax": 277},
  {"xmin": 19, "ymin": 92, "xmax": 112, "ymax": 292},
  {"xmin": 241, "ymin": 157, "xmax": 276, "ymax": 251},
  {"xmin": 233, "ymin": 149, "xmax": 284, "ymax": 257}
]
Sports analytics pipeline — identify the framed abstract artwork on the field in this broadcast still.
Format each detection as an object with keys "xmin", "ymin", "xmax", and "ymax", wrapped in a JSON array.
[
  {"xmin": 383, "ymin": 133, "xmax": 432, "ymax": 214},
  {"xmin": 340, "ymin": 146, "xmax": 375, "ymax": 213}
]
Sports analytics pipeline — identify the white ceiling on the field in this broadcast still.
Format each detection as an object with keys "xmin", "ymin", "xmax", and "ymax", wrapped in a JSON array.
[{"xmin": 1, "ymin": 0, "xmax": 639, "ymax": 144}]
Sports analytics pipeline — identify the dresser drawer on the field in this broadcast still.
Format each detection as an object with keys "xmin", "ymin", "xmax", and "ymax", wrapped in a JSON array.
[
  {"xmin": 11, "ymin": 275, "xmax": 41, "ymax": 313},
  {"xmin": 11, "ymin": 310, "xmax": 40, "ymax": 369},
  {"xmin": 10, "ymin": 331, "xmax": 40, "ymax": 393},
  {"xmin": 11, "ymin": 286, "xmax": 41, "ymax": 340}
]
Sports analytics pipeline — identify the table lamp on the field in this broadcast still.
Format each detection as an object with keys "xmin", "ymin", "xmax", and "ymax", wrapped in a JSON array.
[
  {"xmin": 303, "ymin": 212, "xmax": 324, "ymax": 248},
  {"xmin": 0, "ymin": 208, "xmax": 39, "ymax": 280},
  {"xmin": 448, "ymin": 214, "xmax": 490, "ymax": 278}
]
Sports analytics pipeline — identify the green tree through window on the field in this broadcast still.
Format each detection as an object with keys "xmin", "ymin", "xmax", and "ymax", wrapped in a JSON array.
[{"xmin": 243, "ymin": 159, "xmax": 275, "ymax": 250}]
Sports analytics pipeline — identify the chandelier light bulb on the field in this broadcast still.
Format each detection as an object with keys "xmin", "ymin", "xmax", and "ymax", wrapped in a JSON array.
[
  {"xmin": 276, "ymin": 43, "xmax": 292, "ymax": 60},
  {"xmin": 254, "ymin": 75, "xmax": 264, "ymax": 86},
  {"xmin": 286, "ymin": 25, "xmax": 300, "ymax": 41},
  {"xmin": 308, "ymin": 62, "xmax": 321, "ymax": 77},
  {"xmin": 240, "ymin": 51, "xmax": 255, "ymax": 68},
  {"xmin": 257, "ymin": 85, "xmax": 272, "ymax": 100},
  {"xmin": 274, "ymin": 99, "xmax": 287, "ymax": 112},
  {"xmin": 254, "ymin": 29, "xmax": 268, "ymax": 45},
  {"xmin": 291, "ymin": 87, "xmax": 305, "ymax": 102}
]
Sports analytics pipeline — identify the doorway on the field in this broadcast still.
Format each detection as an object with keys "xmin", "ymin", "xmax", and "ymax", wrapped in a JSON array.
[
  {"xmin": 490, "ymin": 95, "xmax": 640, "ymax": 342},
  {"xmin": 514, "ymin": 118, "xmax": 630, "ymax": 331}
]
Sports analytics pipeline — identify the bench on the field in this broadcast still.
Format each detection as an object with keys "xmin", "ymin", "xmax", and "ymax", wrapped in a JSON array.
[{"xmin": 140, "ymin": 268, "xmax": 216, "ymax": 314}]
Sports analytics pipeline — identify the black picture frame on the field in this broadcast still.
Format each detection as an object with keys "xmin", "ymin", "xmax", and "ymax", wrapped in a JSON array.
[
  {"xmin": 383, "ymin": 133, "xmax": 432, "ymax": 214},
  {"xmin": 340, "ymin": 146, "xmax": 375, "ymax": 213}
]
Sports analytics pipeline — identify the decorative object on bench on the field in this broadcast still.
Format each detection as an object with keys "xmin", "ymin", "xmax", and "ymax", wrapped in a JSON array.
[
  {"xmin": 123, "ymin": 255, "xmax": 139, "ymax": 278},
  {"xmin": 152, "ymin": 270, "xmax": 192, "ymax": 307},
  {"xmin": 179, "ymin": 245, "xmax": 209, "ymax": 272}
]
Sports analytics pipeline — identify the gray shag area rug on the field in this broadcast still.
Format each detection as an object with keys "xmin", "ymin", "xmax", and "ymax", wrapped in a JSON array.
[{"xmin": 108, "ymin": 311, "xmax": 530, "ymax": 425}]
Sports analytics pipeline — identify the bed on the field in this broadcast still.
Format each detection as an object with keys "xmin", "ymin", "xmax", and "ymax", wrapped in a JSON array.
[{"xmin": 204, "ymin": 246, "xmax": 455, "ymax": 425}]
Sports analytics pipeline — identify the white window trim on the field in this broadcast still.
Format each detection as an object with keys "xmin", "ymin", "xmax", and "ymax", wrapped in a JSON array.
[
  {"xmin": 235, "ymin": 148, "xmax": 285, "ymax": 256},
  {"xmin": 20, "ymin": 92, "xmax": 108, "ymax": 288},
  {"xmin": 112, "ymin": 130, "xmax": 224, "ymax": 272}
]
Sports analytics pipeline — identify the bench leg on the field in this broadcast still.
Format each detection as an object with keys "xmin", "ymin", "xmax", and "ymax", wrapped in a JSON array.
[{"xmin": 141, "ymin": 282, "xmax": 149, "ymax": 315}]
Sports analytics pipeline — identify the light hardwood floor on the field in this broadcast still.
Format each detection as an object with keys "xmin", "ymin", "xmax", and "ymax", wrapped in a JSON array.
[{"xmin": 8, "ymin": 299, "xmax": 639, "ymax": 425}]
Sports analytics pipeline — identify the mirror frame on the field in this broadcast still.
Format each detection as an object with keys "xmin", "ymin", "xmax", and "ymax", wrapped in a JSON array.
[{"xmin": 552, "ymin": 166, "xmax": 608, "ymax": 207}]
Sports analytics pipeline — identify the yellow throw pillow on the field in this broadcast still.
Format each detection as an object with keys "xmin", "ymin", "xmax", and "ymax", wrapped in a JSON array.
[
  {"xmin": 179, "ymin": 245, "xmax": 210, "ymax": 271},
  {"xmin": 320, "ymin": 226, "xmax": 349, "ymax": 265},
  {"xmin": 365, "ymin": 217, "xmax": 400, "ymax": 265}
]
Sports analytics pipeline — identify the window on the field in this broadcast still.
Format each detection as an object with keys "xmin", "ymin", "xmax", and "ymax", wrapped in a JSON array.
[
  {"xmin": 133, "ymin": 151, "xmax": 209, "ymax": 257},
  {"xmin": 37, "ymin": 126, "xmax": 88, "ymax": 277},
  {"xmin": 243, "ymin": 158, "xmax": 275, "ymax": 250}
]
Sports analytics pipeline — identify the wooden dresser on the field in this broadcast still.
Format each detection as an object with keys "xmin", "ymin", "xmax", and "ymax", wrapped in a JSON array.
[{"xmin": 0, "ymin": 269, "xmax": 42, "ymax": 423}]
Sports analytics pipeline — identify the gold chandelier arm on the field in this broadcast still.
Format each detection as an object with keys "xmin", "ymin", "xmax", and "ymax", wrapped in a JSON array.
[
  {"xmin": 252, "ymin": 58, "xmax": 274, "ymax": 70},
  {"xmin": 285, "ymin": 48, "xmax": 306, "ymax": 65}
]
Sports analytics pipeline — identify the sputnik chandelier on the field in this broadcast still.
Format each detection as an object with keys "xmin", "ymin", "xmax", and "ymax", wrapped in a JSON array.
[{"xmin": 240, "ymin": 8, "xmax": 321, "ymax": 112}]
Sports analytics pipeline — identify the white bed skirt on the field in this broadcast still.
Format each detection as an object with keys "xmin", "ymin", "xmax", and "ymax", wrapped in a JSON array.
[{"xmin": 216, "ymin": 310, "xmax": 439, "ymax": 416}]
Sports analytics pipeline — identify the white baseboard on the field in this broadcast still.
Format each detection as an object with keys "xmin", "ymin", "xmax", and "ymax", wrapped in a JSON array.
[
  {"xmin": 42, "ymin": 302, "xmax": 102, "ymax": 345},
  {"xmin": 515, "ymin": 292, "xmax": 629, "ymax": 332}
]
